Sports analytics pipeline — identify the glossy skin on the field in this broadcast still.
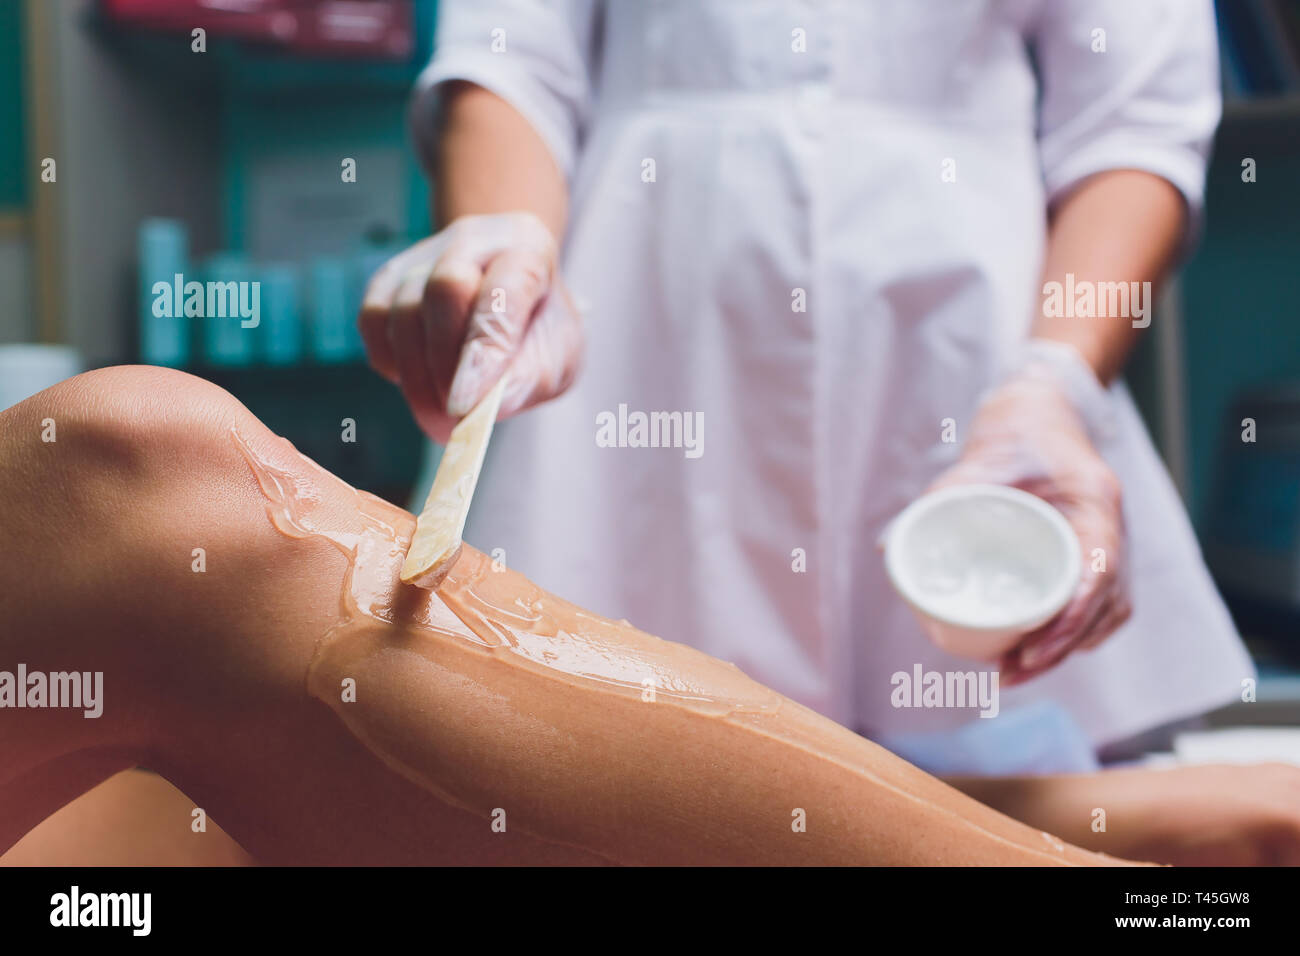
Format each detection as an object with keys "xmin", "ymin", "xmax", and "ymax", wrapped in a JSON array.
[
  {"xmin": 0, "ymin": 366, "xmax": 1115, "ymax": 865},
  {"xmin": 3, "ymin": 366, "xmax": 1295, "ymax": 866}
]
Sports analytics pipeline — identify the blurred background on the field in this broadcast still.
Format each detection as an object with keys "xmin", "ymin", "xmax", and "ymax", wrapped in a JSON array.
[
  {"xmin": 0, "ymin": 0, "xmax": 1298, "ymax": 714},
  {"xmin": 1, "ymin": 0, "xmax": 440, "ymax": 504}
]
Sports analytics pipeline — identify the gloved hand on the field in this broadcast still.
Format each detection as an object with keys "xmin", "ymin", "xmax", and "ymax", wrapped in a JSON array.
[
  {"xmin": 358, "ymin": 211, "xmax": 584, "ymax": 443},
  {"xmin": 927, "ymin": 340, "xmax": 1132, "ymax": 685}
]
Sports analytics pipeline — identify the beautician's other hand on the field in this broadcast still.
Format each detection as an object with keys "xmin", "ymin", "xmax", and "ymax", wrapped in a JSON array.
[
  {"xmin": 927, "ymin": 340, "xmax": 1131, "ymax": 685},
  {"xmin": 359, "ymin": 212, "xmax": 584, "ymax": 443}
]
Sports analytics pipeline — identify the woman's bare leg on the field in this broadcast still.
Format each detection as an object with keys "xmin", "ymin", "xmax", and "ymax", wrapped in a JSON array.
[
  {"xmin": 0, "ymin": 367, "xmax": 1133, "ymax": 864},
  {"xmin": 0, "ymin": 769, "xmax": 254, "ymax": 866}
]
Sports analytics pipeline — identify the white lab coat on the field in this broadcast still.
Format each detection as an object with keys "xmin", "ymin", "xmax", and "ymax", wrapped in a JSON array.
[{"xmin": 412, "ymin": 0, "xmax": 1254, "ymax": 747}]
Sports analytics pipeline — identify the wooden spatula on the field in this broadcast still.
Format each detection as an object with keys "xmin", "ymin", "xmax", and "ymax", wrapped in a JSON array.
[{"xmin": 400, "ymin": 375, "xmax": 509, "ymax": 589}]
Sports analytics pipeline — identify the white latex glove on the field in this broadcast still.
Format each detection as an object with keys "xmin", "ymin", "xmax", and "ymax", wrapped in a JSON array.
[
  {"xmin": 359, "ymin": 212, "xmax": 584, "ymax": 443},
  {"xmin": 927, "ymin": 340, "xmax": 1132, "ymax": 685}
]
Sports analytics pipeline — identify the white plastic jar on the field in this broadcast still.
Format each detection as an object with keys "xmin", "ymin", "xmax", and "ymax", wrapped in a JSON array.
[{"xmin": 883, "ymin": 484, "xmax": 1080, "ymax": 661}]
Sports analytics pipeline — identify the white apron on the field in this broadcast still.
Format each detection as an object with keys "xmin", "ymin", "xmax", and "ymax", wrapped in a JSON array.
[{"xmin": 414, "ymin": 0, "xmax": 1254, "ymax": 747}]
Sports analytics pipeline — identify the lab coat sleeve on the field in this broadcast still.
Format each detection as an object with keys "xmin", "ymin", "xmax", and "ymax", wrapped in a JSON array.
[
  {"xmin": 1030, "ymin": 0, "xmax": 1221, "ymax": 244},
  {"xmin": 410, "ymin": 0, "xmax": 602, "ymax": 184}
]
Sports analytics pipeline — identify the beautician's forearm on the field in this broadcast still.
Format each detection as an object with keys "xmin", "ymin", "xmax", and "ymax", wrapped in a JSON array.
[
  {"xmin": 948, "ymin": 766, "xmax": 1300, "ymax": 866},
  {"xmin": 1031, "ymin": 170, "xmax": 1186, "ymax": 383},
  {"xmin": 432, "ymin": 81, "xmax": 569, "ymax": 239},
  {"xmin": 948, "ymin": 775, "xmax": 1103, "ymax": 852}
]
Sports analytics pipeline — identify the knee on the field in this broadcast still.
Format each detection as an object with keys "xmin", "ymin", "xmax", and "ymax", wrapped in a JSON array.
[
  {"xmin": 0, "ymin": 367, "xmax": 275, "ymax": 750},
  {"xmin": 2, "ymin": 365, "xmax": 266, "ymax": 629},
  {"xmin": 14, "ymin": 365, "xmax": 253, "ymax": 476}
]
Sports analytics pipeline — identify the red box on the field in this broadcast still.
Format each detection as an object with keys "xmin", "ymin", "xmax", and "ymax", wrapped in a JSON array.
[{"xmin": 99, "ymin": 0, "xmax": 413, "ymax": 59}]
